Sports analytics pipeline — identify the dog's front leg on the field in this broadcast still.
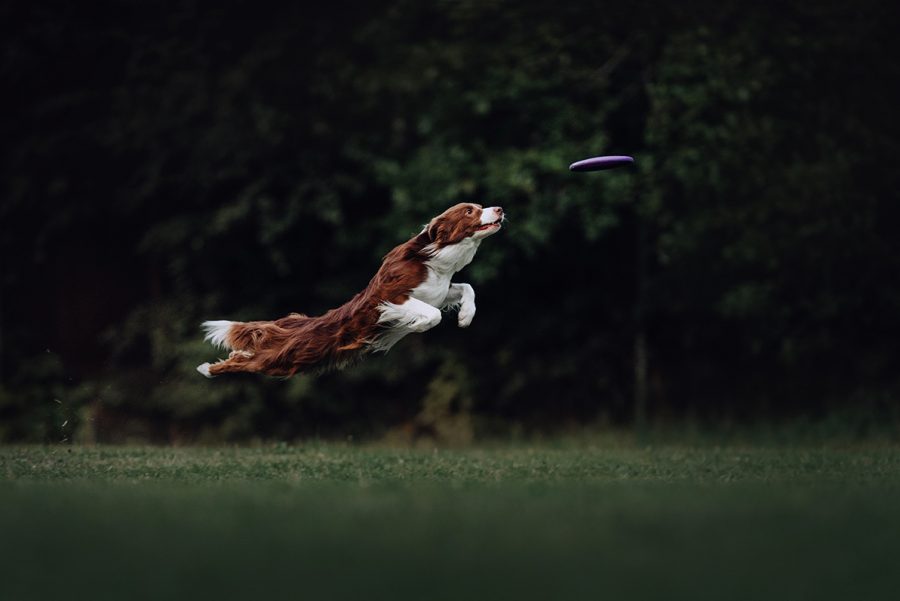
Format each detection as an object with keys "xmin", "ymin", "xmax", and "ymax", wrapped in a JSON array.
[
  {"xmin": 379, "ymin": 297, "xmax": 442, "ymax": 333},
  {"xmin": 443, "ymin": 283, "xmax": 476, "ymax": 328}
]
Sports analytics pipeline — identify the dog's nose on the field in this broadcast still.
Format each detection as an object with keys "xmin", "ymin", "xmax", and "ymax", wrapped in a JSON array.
[{"xmin": 495, "ymin": 206, "xmax": 504, "ymax": 217}]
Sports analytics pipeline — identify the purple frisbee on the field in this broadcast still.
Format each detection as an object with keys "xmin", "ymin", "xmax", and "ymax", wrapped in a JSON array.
[{"xmin": 569, "ymin": 155, "xmax": 635, "ymax": 172}]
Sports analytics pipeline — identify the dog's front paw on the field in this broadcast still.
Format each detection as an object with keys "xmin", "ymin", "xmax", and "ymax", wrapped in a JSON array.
[{"xmin": 458, "ymin": 306, "xmax": 476, "ymax": 328}]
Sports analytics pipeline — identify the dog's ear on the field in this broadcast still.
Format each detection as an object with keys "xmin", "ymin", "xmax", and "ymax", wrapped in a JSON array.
[{"xmin": 427, "ymin": 217, "xmax": 445, "ymax": 242}]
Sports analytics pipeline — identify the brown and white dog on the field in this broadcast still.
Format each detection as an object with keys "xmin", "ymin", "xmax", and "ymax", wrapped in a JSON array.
[{"xmin": 196, "ymin": 203, "xmax": 504, "ymax": 378}]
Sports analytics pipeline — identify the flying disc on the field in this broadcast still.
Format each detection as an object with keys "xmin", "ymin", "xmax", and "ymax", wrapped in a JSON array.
[{"xmin": 569, "ymin": 155, "xmax": 634, "ymax": 172}]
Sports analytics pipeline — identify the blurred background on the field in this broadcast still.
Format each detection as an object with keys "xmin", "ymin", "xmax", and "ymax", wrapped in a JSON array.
[{"xmin": 2, "ymin": 0, "xmax": 899, "ymax": 443}]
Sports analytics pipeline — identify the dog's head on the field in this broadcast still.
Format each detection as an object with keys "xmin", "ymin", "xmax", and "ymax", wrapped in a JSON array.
[{"xmin": 426, "ymin": 203, "xmax": 504, "ymax": 247}]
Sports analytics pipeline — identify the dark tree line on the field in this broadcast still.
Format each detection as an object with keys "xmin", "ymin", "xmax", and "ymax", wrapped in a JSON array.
[{"xmin": 2, "ymin": 0, "xmax": 899, "ymax": 442}]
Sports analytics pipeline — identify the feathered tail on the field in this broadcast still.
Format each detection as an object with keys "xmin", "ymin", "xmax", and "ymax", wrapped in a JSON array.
[
  {"xmin": 200, "ymin": 320, "xmax": 235, "ymax": 350},
  {"xmin": 196, "ymin": 312, "xmax": 366, "ymax": 378}
]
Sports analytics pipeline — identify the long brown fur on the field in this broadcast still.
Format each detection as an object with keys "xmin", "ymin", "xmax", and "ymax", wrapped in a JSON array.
[{"xmin": 203, "ymin": 203, "xmax": 492, "ymax": 377}]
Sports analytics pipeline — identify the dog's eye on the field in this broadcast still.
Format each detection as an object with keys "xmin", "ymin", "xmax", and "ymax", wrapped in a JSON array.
[{"xmin": 466, "ymin": 208, "xmax": 473, "ymax": 215}]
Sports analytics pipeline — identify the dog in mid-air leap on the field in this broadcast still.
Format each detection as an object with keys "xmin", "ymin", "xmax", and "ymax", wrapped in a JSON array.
[{"xmin": 197, "ymin": 203, "xmax": 504, "ymax": 378}]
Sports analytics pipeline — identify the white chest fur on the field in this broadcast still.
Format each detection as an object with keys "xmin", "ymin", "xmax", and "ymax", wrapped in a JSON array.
[{"xmin": 411, "ymin": 238, "xmax": 481, "ymax": 306}]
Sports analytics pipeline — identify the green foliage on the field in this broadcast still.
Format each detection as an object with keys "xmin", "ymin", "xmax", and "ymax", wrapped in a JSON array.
[{"xmin": 2, "ymin": 1, "xmax": 899, "ymax": 441}]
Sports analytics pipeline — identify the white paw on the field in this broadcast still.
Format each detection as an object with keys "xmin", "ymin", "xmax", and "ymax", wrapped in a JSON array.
[
  {"xmin": 458, "ymin": 307, "xmax": 475, "ymax": 328},
  {"xmin": 196, "ymin": 363, "xmax": 213, "ymax": 378},
  {"xmin": 408, "ymin": 310, "xmax": 440, "ymax": 332}
]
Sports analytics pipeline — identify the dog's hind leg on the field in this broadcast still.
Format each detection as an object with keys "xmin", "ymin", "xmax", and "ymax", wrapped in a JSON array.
[{"xmin": 197, "ymin": 351, "xmax": 256, "ymax": 378}]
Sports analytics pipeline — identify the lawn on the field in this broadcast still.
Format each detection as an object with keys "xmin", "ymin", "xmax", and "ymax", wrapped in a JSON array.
[{"xmin": 2, "ymin": 444, "xmax": 900, "ymax": 600}]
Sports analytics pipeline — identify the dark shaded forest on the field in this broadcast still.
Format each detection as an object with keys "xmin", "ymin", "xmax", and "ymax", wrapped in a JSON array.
[{"xmin": 2, "ymin": 0, "xmax": 899, "ymax": 442}]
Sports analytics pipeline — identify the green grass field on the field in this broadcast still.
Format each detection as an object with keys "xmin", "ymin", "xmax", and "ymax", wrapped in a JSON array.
[{"xmin": 3, "ymin": 444, "xmax": 900, "ymax": 600}]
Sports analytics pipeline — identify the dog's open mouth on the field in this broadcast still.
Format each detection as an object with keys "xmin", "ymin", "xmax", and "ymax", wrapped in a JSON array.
[{"xmin": 476, "ymin": 220, "xmax": 502, "ymax": 231}]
